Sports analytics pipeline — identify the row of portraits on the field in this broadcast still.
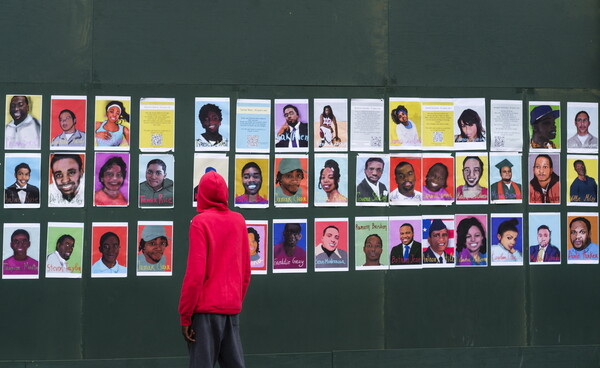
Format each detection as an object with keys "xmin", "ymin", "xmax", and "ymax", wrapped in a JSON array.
[
  {"xmin": 208, "ymin": 152, "xmax": 597, "ymax": 208},
  {"xmin": 2, "ymin": 222, "xmax": 172, "ymax": 279},
  {"xmin": 249, "ymin": 213, "xmax": 599, "ymax": 274},
  {"xmin": 4, "ymin": 95, "xmax": 598, "ymax": 153},
  {"xmin": 5, "ymin": 151, "xmax": 597, "ymax": 209},
  {"xmin": 4, "ymin": 213, "xmax": 597, "ymax": 280},
  {"xmin": 4, "ymin": 153, "xmax": 173, "ymax": 208}
]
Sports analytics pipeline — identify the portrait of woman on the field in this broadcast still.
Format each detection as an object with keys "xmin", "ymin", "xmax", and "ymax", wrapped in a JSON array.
[
  {"xmin": 454, "ymin": 109, "xmax": 485, "ymax": 143},
  {"xmin": 318, "ymin": 105, "xmax": 340, "ymax": 147},
  {"xmin": 248, "ymin": 227, "xmax": 261, "ymax": 263},
  {"xmin": 318, "ymin": 159, "xmax": 347, "ymax": 203},
  {"xmin": 95, "ymin": 100, "xmax": 130, "ymax": 147},
  {"xmin": 196, "ymin": 103, "xmax": 227, "ymax": 147},
  {"xmin": 491, "ymin": 218, "xmax": 522, "ymax": 263},
  {"xmin": 95, "ymin": 156, "xmax": 128, "ymax": 206},
  {"xmin": 456, "ymin": 217, "xmax": 487, "ymax": 266},
  {"xmin": 422, "ymin": 163, "xmax": 453, "ymax": 201}
]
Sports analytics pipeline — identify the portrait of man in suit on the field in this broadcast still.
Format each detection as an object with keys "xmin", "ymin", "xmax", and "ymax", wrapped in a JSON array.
[
  {"xmin": 529, "ymin": 225, "xmax": 560, "ymax": 263},
  {"xmin": 356, "ymin": 157, "xmax": 388, "ymax": 202},
  {"xmin": 5, "ymin": 162, "xmax": 40, "ymax": 205},
  {"xmin": 390, "ymin": 223, "xmax": 421, "ymax": 265},
  {"xmin": 275, "ymin": 104, "xmax": 308, "ymax": 148},
  {"xmin": 423, "ymin": 219, "xmax": 454, "ymax": 264}
]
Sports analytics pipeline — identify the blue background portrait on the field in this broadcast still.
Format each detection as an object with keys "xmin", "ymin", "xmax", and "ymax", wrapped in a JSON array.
[{"xmin": 491, "ymin": 216, "xmax": 523, "ymax": 253}]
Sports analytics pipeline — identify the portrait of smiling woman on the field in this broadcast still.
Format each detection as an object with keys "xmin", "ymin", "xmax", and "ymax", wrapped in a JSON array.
[
  {"xmin": 94, "ymin": 154, "xmax": 129, "ymax": 207},
  {"xmin": 95, "ymin": 100, "xmax": 130, "ymax": 148},
  {"xmin": 456, "ymin": 216, "xmax": 487, "ymax": 266},
  {"xmin": 317, "ymin": 159, "xmax": 347, "ymax": 204}
]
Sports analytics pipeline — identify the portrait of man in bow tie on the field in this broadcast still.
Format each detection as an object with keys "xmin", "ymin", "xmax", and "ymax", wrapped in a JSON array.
[{"xmin": 5, "ymin": 161, "xmax": 40, "ymax": 205}]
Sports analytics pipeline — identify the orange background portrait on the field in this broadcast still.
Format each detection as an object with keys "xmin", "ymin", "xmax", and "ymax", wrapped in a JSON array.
[
  {"xmin": 274, "ymin": 155, "xmax": 309, "ymax": 203},
  {"xmin": 50, "ymin": 96, "xmax": 87, "ymax": 141},
  {"xmin": 91, "ymin": 224, "xmax": 128, "ymax": 268},
  {"xmin": 422, "ymin": 156, "xmax": 455, "ymax": 194},
  {"xmin": 389, "ymin": 156, "xmax": 422, "ymax": 193}
]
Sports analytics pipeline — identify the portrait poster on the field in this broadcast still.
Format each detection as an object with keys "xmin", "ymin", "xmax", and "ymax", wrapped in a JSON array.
[
  {"xmin": 274, "ymin": 99, "xmax": 309, "ymax": 153},
  {"xmin": 355, "ymin": 216, "xmax": 388, "ymax": 271},
  {"xmin": 389, "ymin": 97, "xmax": 422, "ymax": 150},
  {"xmin": 5, "ymin": 94, "xmax": 42, "ymax": 150},
  {"xmin": 422, "ymin": 216, "xmax": 455, "ymax": 268},
  {"xmin": 246, "ymin": 220, "xmax": 268, "ymax": 275},
  {"xmin": 566, "ymin": 212, "xmax": 599, "ymax": 265},
  {"xmin": 313, "ymin": 98, "xmax": 348, "ymax": 152},
  {"xmin": 50, "ymin": 95, "xmax": 87, "ymax": 150},
  {"xmin": 93, "ymin": 152, "xmax": 130, "ymax": 207},
  {"xmin": 273, "ymin": 154, "xmax": 309, "ymax": 208},
  {"xmin": 4, "ymin": 153, "xmax": 41, "ymax": 209},
  {"xmin": 490, "ymin": 100, "xmax": 523, "ymax": 151},
  {"xmin": 45, "ymin": 222, "xmax": 84, "ymax": 278},
  {"xmin": 48, "ymin": 153, "xmax": 86, "ymax": 208},
  {"xmin": 139, "ymin": 153, "xmax": 174, "ymax": 209},
  {"xmin": 455, "ymin": 152, "xmax": 489, "ymax": 205},
  {"xmin": 420, "ymin": 98, "xmax": 454, "ymax": 150},
  {"xmin": 235, "ymin": 99, "xmax": 271, "ymax": 153},
  {"xmin": 388, "ymin": 216, "xmax": 422, "ymax": 269},
  {"xmin": 194, "ymin": 97, "xmax": 229, "ymax": 152},
  {"xmin": 566, "ymin": 102, "xmax": 598, "ymax": 153},
  {"xmin": 272, "ymin": 219, "xmax": 307, "ymax": 273},
  {"xmin": 136, "ymin": 221, "xmax": 173, "ymax": 276},
  {"xmin": 389, "ymin": 154, "xmax": 422, "ymax": 206},
  {"xmin": 528, "ymin": 101, "xmax": 560, "ymax": 152},
  {"xmin": 528, "ymin": 212, "xmax": 561, "ymax": 266},
  {"xmin": 421, "ymin": 154, "xmax": 454, "ymax": 205},
  {"xmin": 489, "ymin": 152, "xmax": 523, "ymax": 204},
  {"xmin": 234, "ymin": 155, "xmax": 270, "ymax": 209},
  {"xmin": 355, "ymin": 154, "xmax": 390, "ymax": 207},
  {"xmin": 94, "ymin": 96, "xmax": 131, "ymax": 151},
  {"xmin": 528, "ymin": 152, "xmax": 561, "ymax": 205},
  {"xmin": 314, "ymin": 218, "xmax": 349, "ymax": 272},
  {"xmin": 2, "ymin": 223, "xmax": 40, "ymax": 279},
  {"xmin": 453, "ymin": 98, "xmax": 486, "ymax": 151},
  {"xmin": 350, "ymin": 98, "xmax": 384, "ymax": 152},
  {"xmin": 314, "ymin": 154, "xmax": 349, "ymax": 207},
  {"xmin": 139, "ymin": 97, "xmax": 175, "ymax": 152},
  {"xmin": 192, "ymin": 153, "xmax": 228, "ymax": 206},
  {"xmin": 566, "ymin": 155, "xmax": 598, "ymax": 206},
  {"xmin": 490, "ymin": 213, "xmax": 524, "ymax": 266},
  {"xmin": 91, "ymin": 222, "xmax": 128, "ymax": 278},
  {"xmin": 454, "ymin": 214, "xmax": 488, "ymax": 267}
]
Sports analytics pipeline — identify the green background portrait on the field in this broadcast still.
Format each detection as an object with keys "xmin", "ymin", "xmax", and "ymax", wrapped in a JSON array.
[
  {"xmin": 46, "ymin": 225, "xmax": 84, "ymax": 274},
  {"xmin": 529, "ymin": 104, "xmax": 561, "ymax": 148},
  {"xmin": 354, "ymin": 218, "xmax": 389, "ymax": 267}
]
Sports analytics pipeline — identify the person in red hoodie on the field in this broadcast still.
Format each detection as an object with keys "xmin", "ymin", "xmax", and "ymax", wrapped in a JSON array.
[{"xmin": 179, "ymin": 171, "xmax": 251, "ymax": 367}]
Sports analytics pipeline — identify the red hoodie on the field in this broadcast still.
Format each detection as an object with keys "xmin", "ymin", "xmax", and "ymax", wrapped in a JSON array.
[{"xmin": 178, "ymin": 171, "xmax": 251, "ymax": 326}]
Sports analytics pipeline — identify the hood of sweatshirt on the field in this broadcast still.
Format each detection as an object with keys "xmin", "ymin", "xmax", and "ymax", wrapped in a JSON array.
[{"xmin": 196, "ymin": 171, "xmax": 228, "ymax": 212}]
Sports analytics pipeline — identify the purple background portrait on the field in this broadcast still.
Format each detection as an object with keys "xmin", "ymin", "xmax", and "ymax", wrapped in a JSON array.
[
  {"xmin": 388, "ymin": 218, "xmax": 422, "ymax": 251},
  {"xmin": 491, "ymin": 216, "xmax": 523, "ymax": 253},
  {"xmin": 94, "ymin": 152, "xmax": 130, "ymax": 199},
  {"xmin": 274, "ymin": 101, "xmax": 309, "ymax": 131}
]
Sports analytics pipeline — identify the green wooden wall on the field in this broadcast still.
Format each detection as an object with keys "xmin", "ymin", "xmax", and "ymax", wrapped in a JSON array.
[{"xmin": 0, "ymin": 0, "xmax": 598, "ymax": 366}]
